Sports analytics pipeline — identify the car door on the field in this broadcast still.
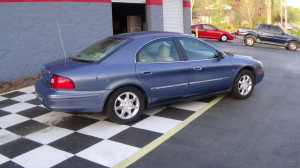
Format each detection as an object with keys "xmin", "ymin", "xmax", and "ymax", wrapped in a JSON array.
[
  {"xmin": 202, "ymin": 25, "xmax": 219, "ymax": 39},
  {"xmin": 272, "ymin": 26, "xmax": 288, "ymax": 44},
  {"xmin": 196, "ymin": 25, "xmax": 206, "ymax": 38},
  {"xmin": 259, "ymin": 25, "xmax": 274, "ymax": 42},
  {"xmin": 136, "ymin": 38, "xmax": 190, "ymax": 104},
  {"xmin": 176, "ymin": 37, "xmax": 233, "ymax": 95}
]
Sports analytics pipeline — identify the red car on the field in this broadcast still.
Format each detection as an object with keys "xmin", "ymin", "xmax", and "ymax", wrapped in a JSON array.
[{"xmin": 191, "ymin": 24, "xmax": 234, "ymax": 42}]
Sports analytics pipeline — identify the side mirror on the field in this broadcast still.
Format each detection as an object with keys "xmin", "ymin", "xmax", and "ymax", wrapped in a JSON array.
[
  {"xmin": 282, "ymin": 32, "xmax": 285, "ymax": 35},
  {"xmin": 216, "ymin": 52, "xmax": 225, "ymax": 59}
]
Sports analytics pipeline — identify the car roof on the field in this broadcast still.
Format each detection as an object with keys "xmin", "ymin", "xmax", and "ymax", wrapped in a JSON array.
[{"xmin": 112, "ymin": 31, "xmax": 189, "ymax": 40}]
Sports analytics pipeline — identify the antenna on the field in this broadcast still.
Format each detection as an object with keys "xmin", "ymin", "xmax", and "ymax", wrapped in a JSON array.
[{"xmin": 56, "ymin": 19, "xmax": 67, "ymax": 60}]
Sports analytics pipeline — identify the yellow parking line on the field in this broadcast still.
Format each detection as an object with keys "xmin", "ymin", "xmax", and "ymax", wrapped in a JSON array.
[{"xmin": 113, "ymin": 94, "xmax": 226, "ymax": 168}]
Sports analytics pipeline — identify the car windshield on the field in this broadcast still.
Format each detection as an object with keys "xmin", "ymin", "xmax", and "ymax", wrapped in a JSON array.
[{"xmin": 72, "ymin": 38, "xmax": 128, "ymax": 63}]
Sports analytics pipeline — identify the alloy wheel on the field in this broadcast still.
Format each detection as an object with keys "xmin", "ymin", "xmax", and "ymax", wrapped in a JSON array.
[
  {"xmin": 246, "ymin": 38, "xmax": 254, "ymax": 46},
  {"xmin": 221, "ymin": 35, "xmax": 228, "ymax": 42},
  {"xmin": 289, "ymin": 42, "xmax": 297, "ymax": 50},
  {"xmin": 238, "ymin": 75, "xmax": 253, "ymax": 96},
  {"xmin": 114, "ymin": 92, "xmax": 140, "ymax": 119}
]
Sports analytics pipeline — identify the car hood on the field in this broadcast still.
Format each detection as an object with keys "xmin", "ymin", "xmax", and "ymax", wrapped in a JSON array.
[
  {"xmin": 224, "ymin": 52, "xmax": 253, "ymax": 59},
  {"xmin": 232, "ymin": 54, "xmax": 253, "ymax": 59},
  {"xmin": 284, "ymin": 34, "xmax": 300, "ymax": 40},
  {"xmin": 218, "ymin": 30, "xmax": 231, "ymax": 34}
]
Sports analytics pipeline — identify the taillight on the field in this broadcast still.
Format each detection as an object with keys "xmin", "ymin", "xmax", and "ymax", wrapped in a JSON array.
[{"xmin": 50, "ymin": 75, "xmax": 75, "ymax": 89}]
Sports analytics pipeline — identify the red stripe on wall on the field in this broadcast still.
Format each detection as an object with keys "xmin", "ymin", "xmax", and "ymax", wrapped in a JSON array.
[
  {"xmin": 0, "ymin": 0, "xmax": 111, "ymax": 2},
  {"xmin": 183, "ymin": 0, "xmax": 190, "ymax": 8},
  {"xmin": 146, "ymin": 0, "xmax": 162, "ymax": 6}
]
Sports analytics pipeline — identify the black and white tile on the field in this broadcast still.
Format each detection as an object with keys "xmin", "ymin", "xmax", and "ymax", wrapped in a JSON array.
[{"xmin": 0, "ymin": 86, "xmax": 215, "ymax": 167}]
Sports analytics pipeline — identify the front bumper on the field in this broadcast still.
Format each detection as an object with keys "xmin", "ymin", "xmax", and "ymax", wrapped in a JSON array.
[
  {"xmin": 35, "ymin": 79, "xmax": 111, "ymax": 112},
  {"xmin": 228, "ymin": 33, "xmax": 235, "ymax": 40},
  {"xmin": 256, "ymin": 70, "xmax": 264, "ymax": 84}
]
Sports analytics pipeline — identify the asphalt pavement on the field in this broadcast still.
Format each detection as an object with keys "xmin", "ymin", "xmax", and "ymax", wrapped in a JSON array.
[{"xmin": 130, "ymin": 39, "xmax": 300, "ymax": 168}]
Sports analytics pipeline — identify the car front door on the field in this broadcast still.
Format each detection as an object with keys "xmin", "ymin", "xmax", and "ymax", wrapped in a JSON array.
[
  {"xmin": 136, "ymin": 38, "xmax": 190, "ymax": 104},
  {"xmin": 202, "ymin": 25, "xmax": 219, "ymax": 39},
  {"xmin": 272, "ymin": 26, "xmax": 288, "ymax": 44},
  {"xmin": 259, "ymin": 25, "xmax": 275, "ymax": 42},
  {"xmin": 176, "ymin": 37, "xmax": 234, "ymax": 95}
]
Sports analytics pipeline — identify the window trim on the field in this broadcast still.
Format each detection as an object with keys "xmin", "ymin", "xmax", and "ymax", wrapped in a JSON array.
[
  {"xmin": 173, "ymin": 37, "xmax": 224, "ymax": 61},
  {"xmin": 135, "ymin": 37, "xmax": 185, "ymax": 63},
  {"xmin": 203, "ymin": 24, "xmax": 217, "ymax": 31},
  {"xmin": 72, "ymin": 38, "xmax": 132, "ymax": 64}
]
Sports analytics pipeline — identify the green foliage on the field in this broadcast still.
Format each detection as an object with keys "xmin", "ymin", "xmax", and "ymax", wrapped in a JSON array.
[
  {"xmin": 212, "ymin": 23, "xmax": 236, "ymax": 32},
  {"xmin": 287, "ymin": 6, "xmax": 300, "ymax": 23},
  {"xmin": 191, "ymin": 0, "xmax": 299, "ymax": 30},
  {"xmin": 290, "ymin": 28, "xmax": 295, "ymax": 35},
  {"xmin": 297, "ymin": 30, "xmax": 300, "ymax": 37}
]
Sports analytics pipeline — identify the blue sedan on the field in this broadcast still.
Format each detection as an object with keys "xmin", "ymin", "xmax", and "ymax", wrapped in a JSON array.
[{"xmin": 35, "ymin": 32, "xmax": 264, "ymax": 124}]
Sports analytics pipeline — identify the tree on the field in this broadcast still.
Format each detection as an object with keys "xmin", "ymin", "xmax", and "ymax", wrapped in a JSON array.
[
  {"xmin": 239, "ymin": 0, "xmax": 266, "ymax": 28},
  {"xmin": 267, "ymin": 0, "xmax": 272, "ymax": 24}
]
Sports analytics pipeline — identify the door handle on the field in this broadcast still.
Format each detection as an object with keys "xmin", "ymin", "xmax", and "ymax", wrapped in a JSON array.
[
  {"xmin": 192, "ymin": 66, "xmax": 202, "ymax": 71},
  {"xmin": 142, "ymin": 71, "xmax": 152, "ymax": 75}
]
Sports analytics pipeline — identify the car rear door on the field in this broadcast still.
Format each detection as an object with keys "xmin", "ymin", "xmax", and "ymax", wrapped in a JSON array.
[
  {"xmin": 196, "ymin": 25, "xmax": 206, "ymax": 38},
  {"xmin": 135, "ymin": 38, "xmax": 190, "ymax": 104},
  {"xmin": 175, "ymin": 37, "xmax": 233, "ymax": 95}
]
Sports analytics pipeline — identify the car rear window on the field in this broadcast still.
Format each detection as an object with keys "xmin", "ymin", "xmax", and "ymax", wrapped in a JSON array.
[{"xmin": 72, "ymin": 38, "xmax": 128, "ymax": 63}]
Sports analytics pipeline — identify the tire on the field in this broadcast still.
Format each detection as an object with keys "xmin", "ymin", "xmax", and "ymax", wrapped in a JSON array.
[
  {"xmin": 231, "ymin": 70, "xmax": 255, "ymax": 99},
  {"xmin": 287, "ymin": 41, "xmax": 298, "ymax": 51},
  {"xmin": 244, "ymin": 35, "xmax": 255, "ymax": 46},
  {"xmin": 104, "ymin": 86, "xmax": 145, "ymax": 124},
  {"xmin": 220, "ymin": 35, "xmax": 228, "ymax": 42}
]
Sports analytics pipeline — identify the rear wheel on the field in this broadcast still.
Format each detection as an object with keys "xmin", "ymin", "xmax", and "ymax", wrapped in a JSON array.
[
  {"xmin": 231, "ymin": 70, "xmax": 255, "ymax": 99},
  {"xmin": 105, "ymin": 87, "xmax": 145, "ymax": 124},
  {"xmin": 287, "ymin": 41, "xmax": 298, "ymax": 51},
  {"xmin": 244, "ymin": 35, "xmax": 255, "ymax": 46},
  {"xmin": 220, "ymin": 35, "xmax": 228, "ymax": 42}
]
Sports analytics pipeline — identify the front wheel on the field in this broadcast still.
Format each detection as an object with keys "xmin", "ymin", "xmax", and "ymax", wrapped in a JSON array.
[
  {"xmin": 104, "ymin": 87, "xmax": 145, "ymax": 124},
  {"xmin": 220, "ymin": 35, "xmax": 228, "ymax": 42},
  {"xmin": 231, "ymin": 70, "xmax": 255, "ymax": 99},
  {"xmin": 244, "ymin": 36, "xmax": 255, "ymax": 46},
  {"xmin": 287, "ymin": 41, "xmax": 298, "ymax": 51}
]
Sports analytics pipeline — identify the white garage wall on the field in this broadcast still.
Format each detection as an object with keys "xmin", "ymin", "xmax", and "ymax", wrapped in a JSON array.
[{"xmin": 163, "ymin": 0, "xmax": 184, "ymax": 33}]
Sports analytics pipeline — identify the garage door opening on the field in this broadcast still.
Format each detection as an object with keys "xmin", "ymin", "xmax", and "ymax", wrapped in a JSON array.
[{"xmin": 112, "ymin": 3, "xmax": 146, "ymax": 35}]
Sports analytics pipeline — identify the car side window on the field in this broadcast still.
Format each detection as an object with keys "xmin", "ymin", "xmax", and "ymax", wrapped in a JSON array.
[
  {"xmin": 137, "ymin": 38, "xmax": 180, "ymax": 63},
  {"xmin": 262, "ymin": 25, "xmax": 273, "ymax": 33},
  {"xmin": 272, "ymin": 26, "xmax": 284, "ymax": 34},
  {"xmin": 197, "ymin": 25, "xmax": 203, "ymax": 29},
  {"xmin": 177, "ymin": 37, "xmax": 219, "ymax": 60},
  {"xmin": 203, "ymin": 25, "xmax": 216, "ymax": 30}
]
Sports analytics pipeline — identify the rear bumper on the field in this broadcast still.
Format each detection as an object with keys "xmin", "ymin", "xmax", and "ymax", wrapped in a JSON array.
[{"xmin": 35, "ymin": 80, "xmax": 111, "ymax": 112}]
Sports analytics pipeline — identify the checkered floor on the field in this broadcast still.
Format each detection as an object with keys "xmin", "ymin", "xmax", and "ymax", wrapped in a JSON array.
[{"xmin": 0, "ymin": 86, "xmax": 215, "ymax": 168}]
